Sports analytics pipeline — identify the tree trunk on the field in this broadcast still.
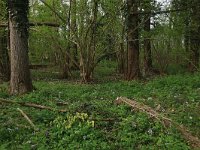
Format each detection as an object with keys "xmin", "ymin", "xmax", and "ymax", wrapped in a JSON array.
[
  {"xmin": 9, "ymin": 0, "xmax": 33, "ymax": 94},
  {"xmin": 126, "ymin": 0, "xmax": 141, "ymax": 80}
]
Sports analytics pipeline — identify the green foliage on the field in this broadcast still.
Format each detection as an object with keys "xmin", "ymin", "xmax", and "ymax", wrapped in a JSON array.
[
  {"xmin": 0, "ymin": 0, "xmax": 7, "ymax": 20},
  {"xmin": 1, "ymin": 0, "xmax": 200, "ymax": 147},
  {"xmin": 1, "ymin": 71, "xmax": 200, "ymax": 149},
  {"xmin": 22, "ymin": 113, "xmax": 105, "ymax": 149},
  {"xmin": 115, "ymin": 113, "xmax": 189, "ymax": 149}
]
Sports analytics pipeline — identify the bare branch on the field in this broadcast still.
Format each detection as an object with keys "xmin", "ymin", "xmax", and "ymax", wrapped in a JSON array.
[
  {"xmin": 17, "ymin": 108, "xmax": 38, "ymax": 131},
  {"xmin": 0, "ymin": 98, "xmax": 67, "ymax": 113}
]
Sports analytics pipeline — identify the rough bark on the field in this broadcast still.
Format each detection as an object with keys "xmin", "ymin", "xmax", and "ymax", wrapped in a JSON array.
[
  {"xmin": 9, "ymin": 0, "xmax": 33, "ymax": 94},
  {"xmin": 126, "ymin": 0, "xmax": 141, "ymax": 80}
]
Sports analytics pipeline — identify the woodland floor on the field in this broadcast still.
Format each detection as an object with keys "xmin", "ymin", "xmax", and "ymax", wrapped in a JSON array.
[{"xmin": 0, "ymin": 61, "xmax": 200, "ymax": 149}]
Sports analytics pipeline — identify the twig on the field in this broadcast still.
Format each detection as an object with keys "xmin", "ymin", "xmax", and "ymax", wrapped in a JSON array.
[
  {"xmin": 0, "ymin": 98, "xmax": 67, "ymax": 112},
  {"xmin": 17, "ymin": 108, "xmax": 38, "ymax": 131},
  {"xmin": 115, "ymin": 97, "xmax": 200, "ymax": 149}
]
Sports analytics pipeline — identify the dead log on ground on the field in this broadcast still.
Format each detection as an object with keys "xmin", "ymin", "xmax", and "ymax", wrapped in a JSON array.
[
  {"xmin": 115, "ymin": 97, "xmax": 200, "ymax": 149},
  {"xmin": 0, "ymin": 98, "xmax": 67, "ymax": 112}
]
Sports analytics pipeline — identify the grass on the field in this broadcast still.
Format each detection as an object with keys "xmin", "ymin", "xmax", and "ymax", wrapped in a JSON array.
[{"xmin": 0, "ymin": 62, "xmax": 199, "ymax": 149}]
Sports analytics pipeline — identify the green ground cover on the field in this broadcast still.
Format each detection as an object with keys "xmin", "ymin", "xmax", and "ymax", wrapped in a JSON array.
[{"xmin": 0, "ymin": 64, "xmax": 199, "ymax": 149}]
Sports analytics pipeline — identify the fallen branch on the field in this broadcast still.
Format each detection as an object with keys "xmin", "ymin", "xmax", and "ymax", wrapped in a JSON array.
[
  {"xmin": 0, "ymin": 98, "xmax": 67, "ymax": 113},
  {"xmin": 115, "ymin": 97, "xmax": 171, "ymax": 126},
  {"xmin": 17, "ymin": 108, "xmax": 38, "ymax": 131},
  {"xmin": 115, "ymin": 97, "xmax": 200, "ymax": 149}
]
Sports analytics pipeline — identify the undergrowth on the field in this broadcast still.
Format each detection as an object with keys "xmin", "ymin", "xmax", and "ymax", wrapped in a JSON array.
[{"xmin": 0, "ymin": 64, "xmax": 199, "ymax": 149}]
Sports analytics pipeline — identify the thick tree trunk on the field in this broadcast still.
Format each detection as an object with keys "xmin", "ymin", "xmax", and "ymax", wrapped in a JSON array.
[
  {"xmin": 0, "ymin": 29, "xmax": 10, "ymax": 82},
  {"xmin": 126, "ymin": 0, "xmax": 141, "ymax": 80},
  {"xmin": 9, "ymin": 0, "xmax": 33, "ymax": 94}
]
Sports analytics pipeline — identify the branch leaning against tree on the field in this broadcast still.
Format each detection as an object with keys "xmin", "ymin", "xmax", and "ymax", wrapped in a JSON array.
[{"xmin": 39, "ymin": 0, "xmax": 66, "ymax": 23}]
